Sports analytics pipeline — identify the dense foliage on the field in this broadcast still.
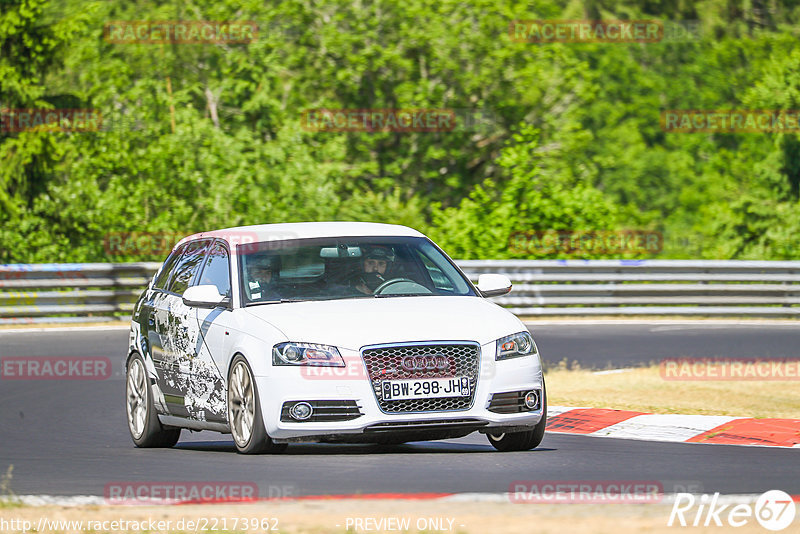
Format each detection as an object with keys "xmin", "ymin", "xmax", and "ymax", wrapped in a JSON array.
[{"xmin": 2, "ymin": 0, "xmax": 800, "ymax": 262}]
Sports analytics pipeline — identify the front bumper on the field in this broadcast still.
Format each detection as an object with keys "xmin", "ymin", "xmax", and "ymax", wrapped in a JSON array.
[{"xmin": 257, "ymin": 342, "xmax": 544, "ymax": 442}]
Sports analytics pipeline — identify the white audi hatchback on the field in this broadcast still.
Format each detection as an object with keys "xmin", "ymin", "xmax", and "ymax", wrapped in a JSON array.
[{"xmin": 125, "ymin": 222, "xmax": 546, "ymax": 454}]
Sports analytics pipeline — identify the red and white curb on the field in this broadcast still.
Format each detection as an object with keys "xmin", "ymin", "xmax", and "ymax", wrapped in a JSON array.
[
  {"xmin": 547, "ymin": 406, "xmax": 800, "ymax": 447},
  {"xmin": 1, "ymin": 494, "xmax": 454, "ymax": 507},
  {"xmin": 6, "ymin": 492, "xmax": 800, "ymax": 507},
  {"xmin": 5, "ymin": 492, "xmax": 800, "ymax": 507}
]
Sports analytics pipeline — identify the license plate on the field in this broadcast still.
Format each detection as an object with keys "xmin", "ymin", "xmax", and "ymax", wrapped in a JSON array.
[{"xmin": 382, "ymin": 377, "xmax": 470, "ymax": 401}]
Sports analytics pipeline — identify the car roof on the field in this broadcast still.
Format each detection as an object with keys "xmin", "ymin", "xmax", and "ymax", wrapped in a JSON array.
[{"xmin": 176, "ymin": 222, "xmax": 426, "ymax": 249}]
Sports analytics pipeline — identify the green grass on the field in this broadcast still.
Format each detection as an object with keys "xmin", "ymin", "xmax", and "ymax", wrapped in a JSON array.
[{"xmin": 547, "ymin": 365, "xmax": 800, "ymax": 418}]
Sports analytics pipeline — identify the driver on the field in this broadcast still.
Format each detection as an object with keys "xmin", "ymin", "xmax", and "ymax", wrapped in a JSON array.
[
  {"xmin": 246, "ymin": 255, "xmax": 280, "ymax": 300},
  {"xmin": 352, "ymin": 246, "xmax": 394, "ymax": 294}
]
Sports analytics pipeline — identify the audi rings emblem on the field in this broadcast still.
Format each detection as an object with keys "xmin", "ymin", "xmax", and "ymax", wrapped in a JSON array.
[{"xmin": 401, "ymin": 354, "xmax": 449, "ymax": 372}]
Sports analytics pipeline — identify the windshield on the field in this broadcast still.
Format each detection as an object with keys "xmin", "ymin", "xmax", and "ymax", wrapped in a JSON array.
[{"xmin": 237, "ymin": 236, "xmax": 476, "ymax": 305}]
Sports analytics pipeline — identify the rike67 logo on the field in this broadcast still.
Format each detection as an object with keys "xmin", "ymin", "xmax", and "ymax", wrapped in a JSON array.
[{"xmin": 668, "ymin": 490, "xmax": 796, "ymax": 531}]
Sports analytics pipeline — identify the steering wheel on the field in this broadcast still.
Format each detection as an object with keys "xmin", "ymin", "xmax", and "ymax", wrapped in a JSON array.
[{"xmin": 373, "ymin": 278, "xmax": 424, "ymax": 294}]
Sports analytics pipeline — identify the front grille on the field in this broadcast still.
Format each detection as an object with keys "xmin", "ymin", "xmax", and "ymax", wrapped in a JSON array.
[
  {"xmin": 488, "ymin": 389, "xmax": 540, "ymax": 413},
  {"xmin": 280, "ymin": 400, "xmax": 363, "ymax": 422},
  {"xmin": 361, "ymin": 342, "xmax": 480, "ymax": 413}
]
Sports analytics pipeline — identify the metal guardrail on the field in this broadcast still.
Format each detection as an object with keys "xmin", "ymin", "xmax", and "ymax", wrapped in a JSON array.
[
  {"xmin": 458, "ymin": 260, "xmax": 800, "ymax": 317},
  {"xmin": 0, "ymin": 263, "xmax": 159, "ymax": 323},
  {"xmin": 1, "ymin": 260, "xmax": 800, "ymax": 323}
]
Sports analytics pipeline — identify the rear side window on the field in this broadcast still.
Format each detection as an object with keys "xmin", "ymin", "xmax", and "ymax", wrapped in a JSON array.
[
  {"xmin": 153, "ymin": 244, "xmax": 186, "ymax": 290},
  {"xmin": 196, "ymin": 241, "xmax": 231, "ymax": 297},
  {"xmin": 167, "ymin": 240, "xmax": 210, "ymax": 295}
]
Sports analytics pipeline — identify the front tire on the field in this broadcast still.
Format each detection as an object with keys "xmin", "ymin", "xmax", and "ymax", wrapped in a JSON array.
[
  {"xmin": 125, "ymin": 353, "xmax": 181, "ymax": 448},
  {"xmin": 227, "ymin": 356, "xmax": 287, "ymax": 455},
  {"xmin": 487, "ymin": 380, "xmax": 547, "ymax": 452}
]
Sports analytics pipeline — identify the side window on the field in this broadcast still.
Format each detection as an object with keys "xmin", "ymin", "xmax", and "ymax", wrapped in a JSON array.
[
  {"xmin": 196, "ymin": 242, "xmax": 231, "ymax": 297},
  {"xmin": 167, "ymin": 240, "xmax": 209, "ymax": 295},
  {"xmin": 418, "ymin": 252, "xmax": 455, "ymax": 291},
  {"xmin": 154, "ymin": 244, "xmax": 187, "ymax": 290},
  {"xmin": 412, "ymin": 240, "xmax": 471, "ymax": 294}
]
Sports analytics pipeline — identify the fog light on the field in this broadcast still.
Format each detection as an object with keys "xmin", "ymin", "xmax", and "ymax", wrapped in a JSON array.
[
  {"xmin": 524, "ymin": 390, "xmax": 539, "ymax": 409},
  {"xmin": 289, "ymin": 402, "xmax": 313, "ymax": 421}
]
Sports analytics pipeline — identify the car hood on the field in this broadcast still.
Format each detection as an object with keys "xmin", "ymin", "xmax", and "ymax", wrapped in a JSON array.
[{"xmin": 241, "ymin": 296, "xmax": 524, "ymax": 350}]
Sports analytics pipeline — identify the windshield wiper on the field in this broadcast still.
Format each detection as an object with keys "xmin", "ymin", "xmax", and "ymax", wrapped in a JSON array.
[{"xmin": 246, "ymin": 298, "xmax": 307, "ymax": 306}]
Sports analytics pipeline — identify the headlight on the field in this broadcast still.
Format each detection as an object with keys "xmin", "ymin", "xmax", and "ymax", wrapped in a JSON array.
[
  {"xmin": 496, "ymin": 331, "xmax": 538, "ymax": 361},
  {"xmin": 272, "ymin": 342, "xmax": 345, "ymax": 367}
]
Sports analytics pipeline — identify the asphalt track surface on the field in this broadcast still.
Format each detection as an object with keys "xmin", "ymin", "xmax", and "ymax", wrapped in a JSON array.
[{"xmin": 0, "ymin": 324, "xmax": 798, "ymax": 497}]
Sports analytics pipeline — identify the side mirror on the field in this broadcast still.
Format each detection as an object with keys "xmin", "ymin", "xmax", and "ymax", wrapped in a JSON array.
[
  {"xmin": 182, "ymin": 285, "xmax": 229, "ymax": 308},
  {"xmin": 477, "ymin": 274, "xmax": 512, "ymax": 298}
]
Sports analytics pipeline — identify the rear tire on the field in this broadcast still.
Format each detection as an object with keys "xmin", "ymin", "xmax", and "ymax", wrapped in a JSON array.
[
  {"xmin": 487, "ymin": 379, "xmax": 547, "ymax": 452},
  {"xmin": 125, "ymin": 353, "xmax": 181, "ymax": 448},
  {"xmin": 227, "ymin": 356, "xmax": 287, "ymax": 455}
]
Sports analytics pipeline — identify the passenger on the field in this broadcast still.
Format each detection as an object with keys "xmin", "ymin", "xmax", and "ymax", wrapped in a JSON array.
[{"xmin": 246, "ymin": 255, "xmax": 280, "ymax": 300}]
